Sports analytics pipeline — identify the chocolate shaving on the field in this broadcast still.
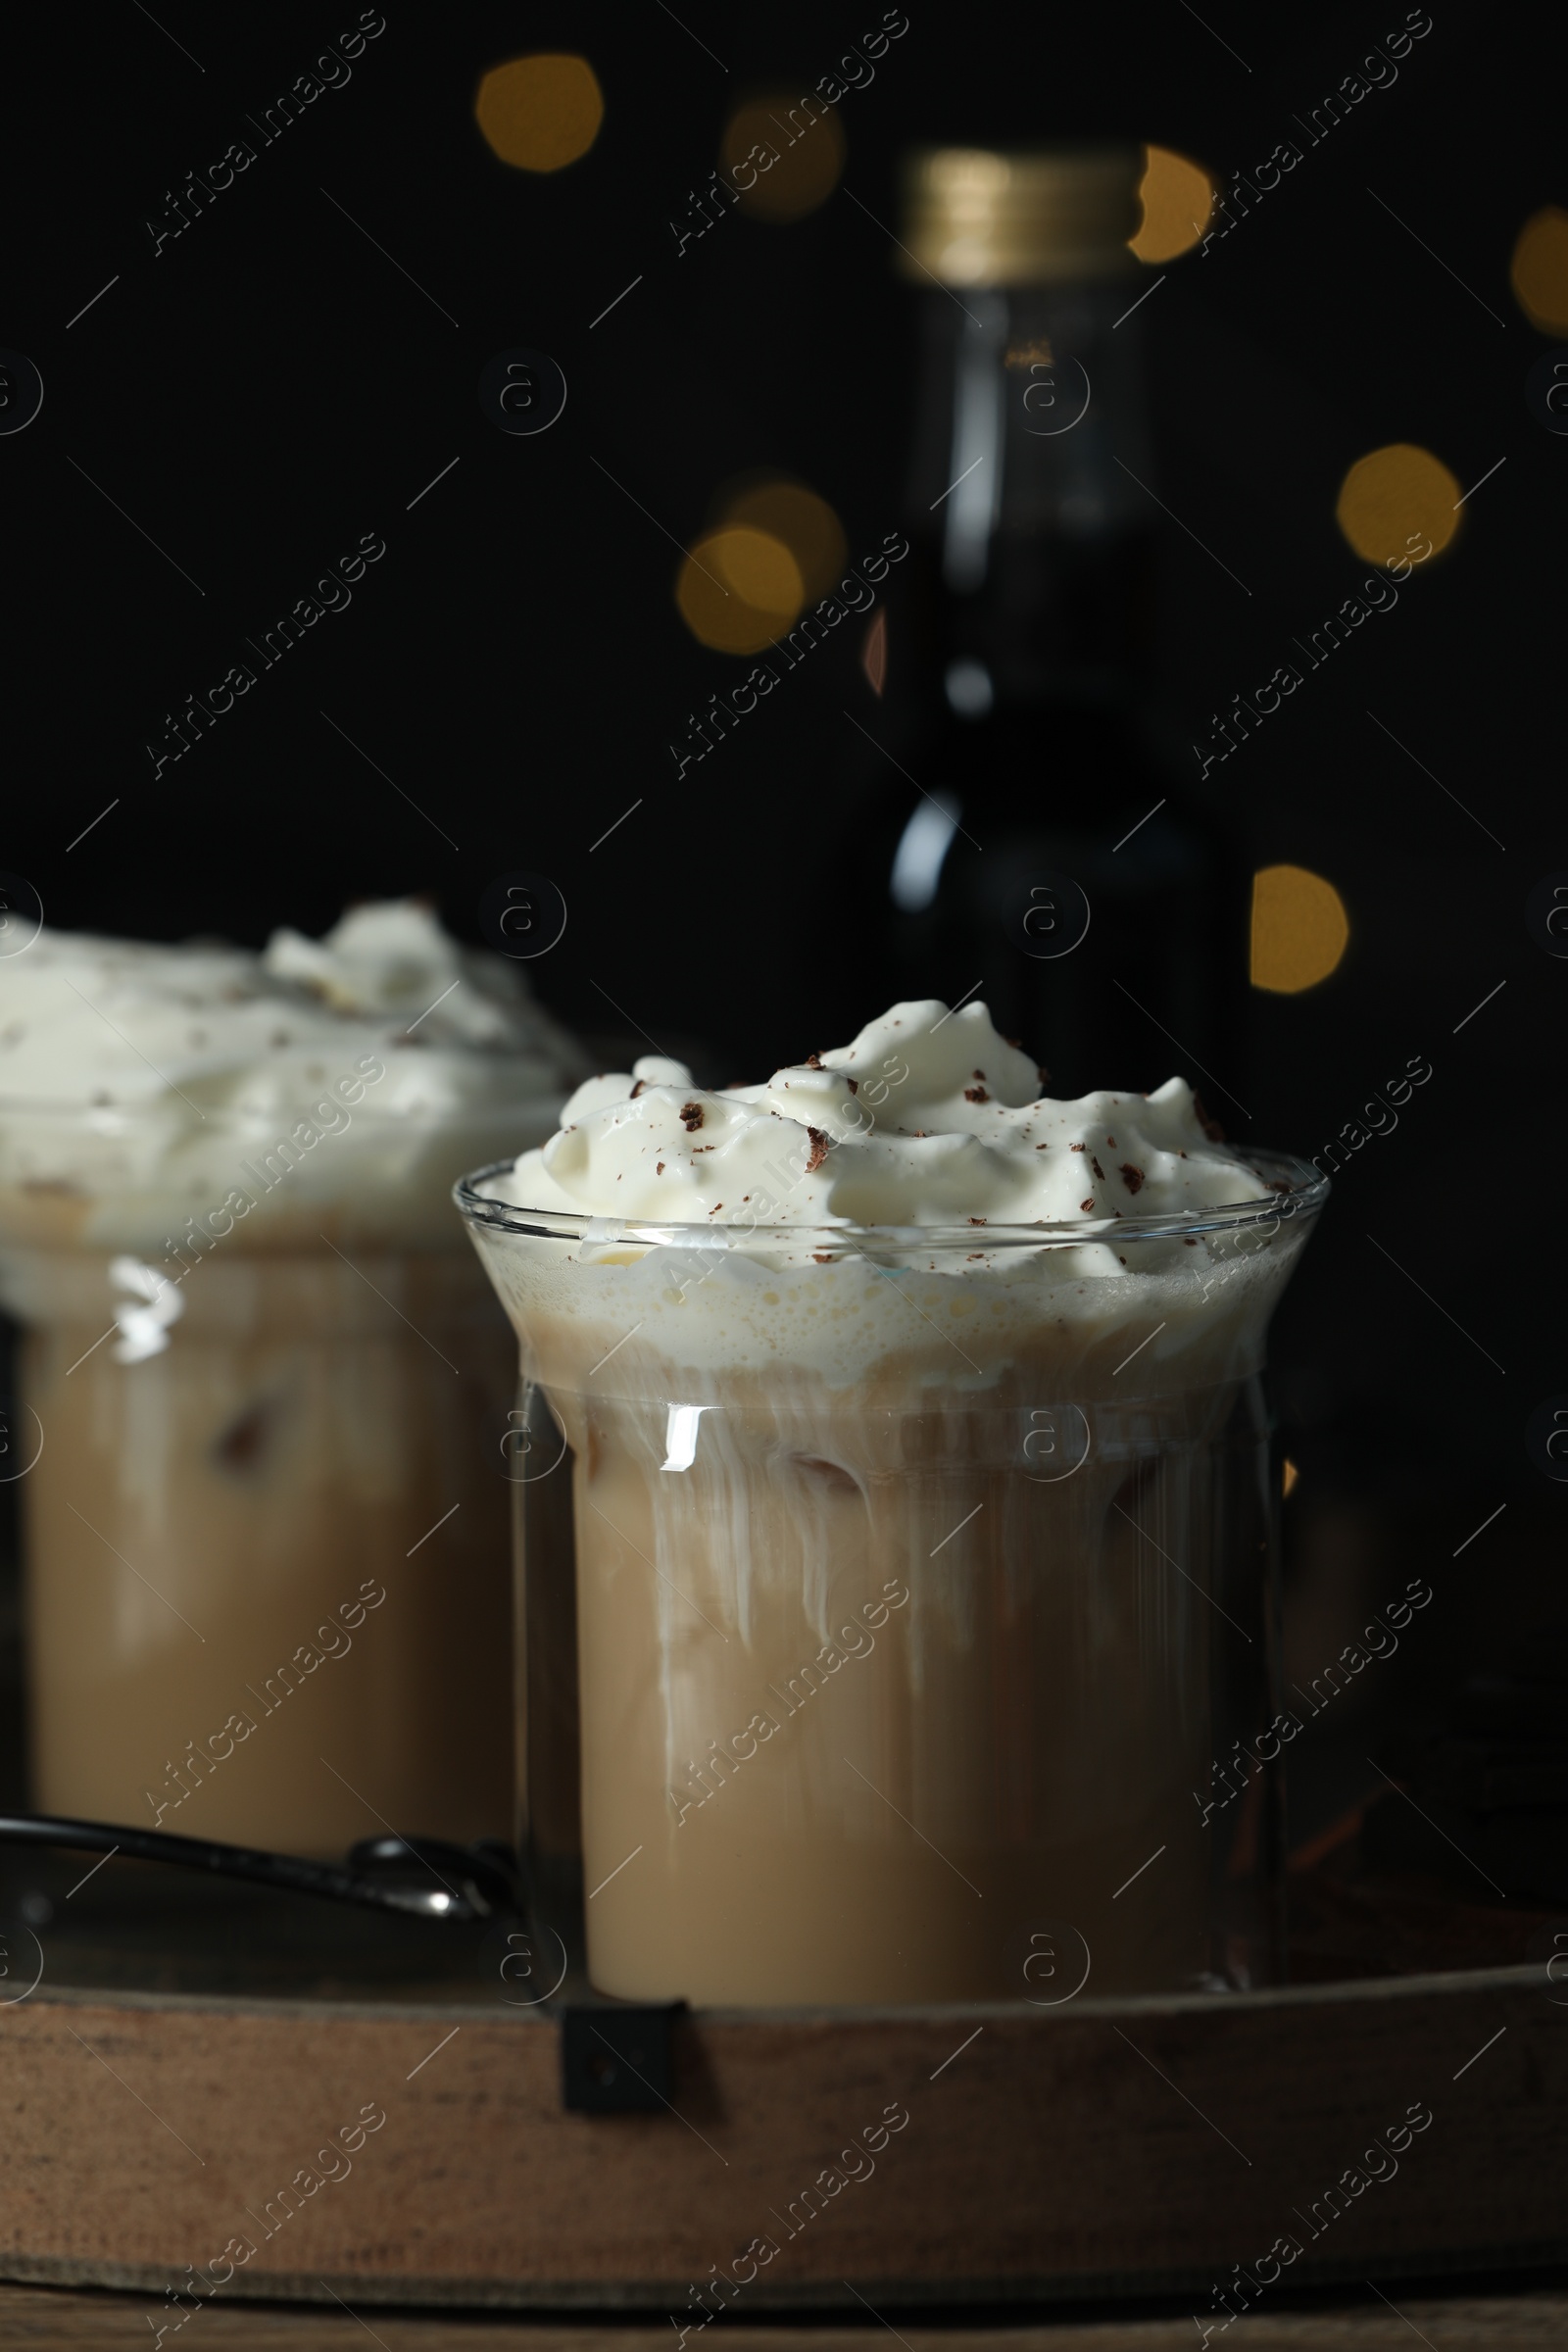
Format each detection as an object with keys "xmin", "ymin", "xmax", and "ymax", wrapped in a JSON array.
[
  {"xmin": 845, "ymin": 1076, "xmax": 858, "ymax": 1094},
  {"xmin": 1119, "ymin": 1162, "xmax": 1146, "ymax": 1195},
  {"xmin": 1265, "ymin": 1179, "xmax": 1292, "ymax": 1194},
  {"xmin": 805, "ymin": 1126, "xmax": 830, "ymax": 1173},
  {"xmin": 1193, "ymin": 1094, "xmax": 1226, "ymax": 1144},
  {"xmin": 1080, "ymin": 1197, "xmax": 1096, "ymax": 1212},
  {"xmin": 656, "ymin": 1161, "xmax": 665, "ymax": 1174},
  {"xmin": 963, "ymin": 1085, "xmax": 990, "ymax": 1103},
  {"xmin": 679, "ymin": 1101, "xmax": 705, "ymax": 1132},
  {"xmin": 1070, "ymin": 1142, "xmax": 1086, "ymax": 1152},
  {"xmin": 968, "ymin": 1216, "xmax": 987, "ymax": 1226},
  {"xmin": 811, "ymin": 1250, "xmax": 833, "ymax": 1263},
  {"xmin": 1090, "ymin": 1155, "xmax": 1105, "ymax": 1181},
  {"xmin": 1036, "ymin": 1067, "xmax": 1051, "ymax": 1088},
  {"xmin": 805, "ymin": 1053, "xmax": 823, "ymax": 1069},
  {"xmin": 629, "ymin": 1079, "xmax": 647, "ymax": 1098},
  {"xmin": 972, "ymin": 1068, "xmax": 986, "ymax": 1080}
]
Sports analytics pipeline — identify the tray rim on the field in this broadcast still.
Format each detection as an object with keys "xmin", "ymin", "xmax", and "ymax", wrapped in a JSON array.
[{"xmin": 13, "ymin": 1954, "xmax": 1543, "ymax": 2027}]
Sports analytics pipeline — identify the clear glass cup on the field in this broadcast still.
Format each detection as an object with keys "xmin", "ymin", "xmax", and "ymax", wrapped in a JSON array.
[
  {"xmin": 456, "ymin": 1152, "xmax": 1327, "ymax": 2006},
  {"xmin": 0, "ymin": 1097, "xmax": 558, "ymax": 1857}
]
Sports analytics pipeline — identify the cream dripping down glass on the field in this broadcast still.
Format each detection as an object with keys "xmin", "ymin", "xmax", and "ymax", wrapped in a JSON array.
[
  {"xmin": 0, "ymin": 902, "xmax": 586, "ymax": 1856},
  {"xmin": 457, "ymin": 1000, "xmax": 1324, "ymax": 2006}
]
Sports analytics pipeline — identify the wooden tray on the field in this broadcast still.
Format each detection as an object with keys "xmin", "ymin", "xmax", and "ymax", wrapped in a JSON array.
[
  {"xmin": 3, "ymin": 1816, "xmax": 1563, "ymax": 2315},
  {"xmin": 2, "ymin": 1958, "xmax": 1562, "ymax": 2311}
]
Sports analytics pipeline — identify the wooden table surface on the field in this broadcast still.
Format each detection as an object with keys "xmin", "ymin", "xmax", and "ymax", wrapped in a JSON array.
[{"xmin": 4, "ymin": 2281, "xmax": 1568, "ymax": 2346}]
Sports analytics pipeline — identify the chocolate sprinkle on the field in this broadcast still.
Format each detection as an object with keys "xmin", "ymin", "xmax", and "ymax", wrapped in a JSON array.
[
  {"xmin": 679, "ymin": 1101, "xmax": 705, "ymax": 1132},
  {"xmin": 805, "ymin": 1126, "xmax": 830, "ymax": 1173},
  {"xmin": 963, "ymin": 1085, "xmax": 990, "ymax": 1103},
  {"xmin": 1119, "ymin": 1163, "xmax": 1146, "ymax": 1195}
]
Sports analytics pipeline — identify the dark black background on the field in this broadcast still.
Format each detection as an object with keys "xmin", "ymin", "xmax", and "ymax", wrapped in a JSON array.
[{"xmin": 1, "ymin": 0, "xmax": 1561, "ymax": 1788}]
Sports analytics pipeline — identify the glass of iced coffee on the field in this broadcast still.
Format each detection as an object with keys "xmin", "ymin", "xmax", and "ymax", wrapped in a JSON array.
[
  {"xmin": 457, "ymin": 1000, "xmax": 1326, "ymax": 2006},
  {"xmin": 0, "ymin": 902, "xmax": 586, "ymax": 1856}
]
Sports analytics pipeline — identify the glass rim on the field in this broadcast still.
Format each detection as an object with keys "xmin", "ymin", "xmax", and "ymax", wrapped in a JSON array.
[{"xmin": 453, "ymin": 1146, "xmax": 1328, "ymax": 1251}]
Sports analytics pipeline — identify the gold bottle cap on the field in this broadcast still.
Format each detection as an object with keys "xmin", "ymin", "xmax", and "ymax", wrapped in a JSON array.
[{"xmin": 898, "ymin": 146, "xmax": 1143, "ymax": 285}]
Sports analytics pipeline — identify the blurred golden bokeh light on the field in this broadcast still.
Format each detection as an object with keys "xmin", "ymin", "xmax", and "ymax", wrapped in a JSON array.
[
  {"xmin": 676, "ymin": 477, "xmax": 849, "ymax": 653},
  {"xmin": 1283, "ymin": 1459, "xmax": 1299, "ymax": 1497},
  {"xmin": 1129, "ymin": 146, "xmax": 1215, "ymax": 264},
  {"xmin": 720, "ymin": 94, "xmax": 846, "ymax": 221},
  {"xmin": 722, "ymin": 480, "xmax": 847, "ymax": 599},
  {"xmin": 475, "ymin": 54, "xmax": 603, "ymax": 172},
  {"xmin": 1510, "ymin": 205, "xmax": 1568, "ymax": 333},
  {"xmin": 1250, "ymin": 865, "xmax": 1349, "ymax": 994},
  {"xmin": 677, "ymin": 526, "xmax": 806, "ymax": 655},
  {"xmin": 1335, "ymin": 443, "xmax": 1460, "ymax": 567}
]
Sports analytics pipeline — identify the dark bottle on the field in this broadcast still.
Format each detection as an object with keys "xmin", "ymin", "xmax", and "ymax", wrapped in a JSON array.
[{"xmin": 860, "ymin": 147, "xmax": 1234, "ymax": 1102}]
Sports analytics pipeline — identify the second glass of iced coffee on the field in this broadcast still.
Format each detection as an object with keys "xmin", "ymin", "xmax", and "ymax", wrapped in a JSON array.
[{"xmin": 0, "ymin": 902, "xmax": 586, "ymax": 1857}]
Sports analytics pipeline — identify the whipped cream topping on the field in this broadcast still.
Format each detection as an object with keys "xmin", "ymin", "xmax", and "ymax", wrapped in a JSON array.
[
  {"xmin": 498, "ymin": 999, "xmax": 1265, "ymax": 1229},
  {"xmin": 0, "ymin": 901, "xmax": 583, "ymax": 1116},
  {"xmin": 262, "ymin": 900, "xmax": 525, "ymax": 1046}
]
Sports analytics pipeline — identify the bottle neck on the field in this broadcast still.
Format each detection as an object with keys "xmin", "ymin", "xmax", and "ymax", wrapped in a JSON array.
[{"xmin": 906, "ymin": 283, "xmax": 1157, "ymax": 714}]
